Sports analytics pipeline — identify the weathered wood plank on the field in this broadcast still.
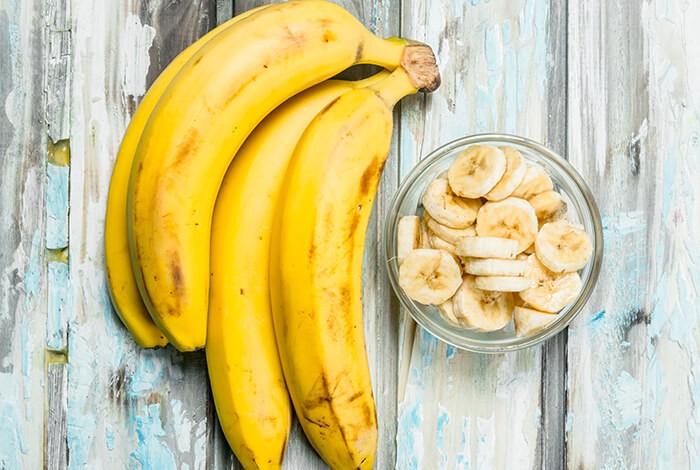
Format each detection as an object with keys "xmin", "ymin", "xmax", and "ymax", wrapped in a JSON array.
[
  {"xmin": 540, "ymin": 0, "xmax": 569, "ymax": 468},
  {"xmin": 566, "ymin": 0, "xmax": 700, "ymax": 468},
  {"xmin": 46, "ymin": 360, "xmax": 68, "ymax": 470},
  {"xmin": 0, "ymin": 0, "xmax": 49, "ymax": 468},
  {"xmin": 66, "ymin": 1, "xmax": 216, "ymax": 468},
  {"xmin": 397, "ymin": 0, "xmax": 566, "ymax": 467}
]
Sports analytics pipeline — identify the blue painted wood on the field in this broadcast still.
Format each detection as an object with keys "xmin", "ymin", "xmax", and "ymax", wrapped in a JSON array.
[
  {"xmin": 0, "ymin": 0, "xmax": 48, "ymax": 467},
  {"xmin": 47, "ymin": 259, "xmax": 69, "ymax": 352},
  {"xmin": 46, "ymin": 163, "xmax": 69, "ymax": 250}
]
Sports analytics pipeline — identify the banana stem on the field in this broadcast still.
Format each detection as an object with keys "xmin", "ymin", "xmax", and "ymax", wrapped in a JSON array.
[{"xmin": 371, "ymin": 44, "xmax": 441, "ymax": 107}]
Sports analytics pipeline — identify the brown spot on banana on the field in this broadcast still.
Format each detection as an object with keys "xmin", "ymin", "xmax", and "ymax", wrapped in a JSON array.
[
  {"xmin": 355, "ymin": 39, "xmax": 365, "ymax": 62},
  {"xmin": 173, "ymin": 128, "xmax": 201, "ymax": 166}
]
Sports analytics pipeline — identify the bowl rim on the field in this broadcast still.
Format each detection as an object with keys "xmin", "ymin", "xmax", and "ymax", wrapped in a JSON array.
[{"xmin": 383, "ymin": 133, "xmax": 604, "ymax": 353}]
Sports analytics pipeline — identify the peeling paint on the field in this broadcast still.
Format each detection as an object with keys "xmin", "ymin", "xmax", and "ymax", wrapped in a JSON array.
[
  {"xmin": 120, "ymin": 14, "xmax": 156, "ymax": 98},
  {"xmin": 130, "ymin": 403, "xmax": 176, "ymax": 469}
]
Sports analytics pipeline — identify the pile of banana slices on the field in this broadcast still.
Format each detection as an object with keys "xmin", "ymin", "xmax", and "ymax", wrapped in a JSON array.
[{"xmin": 397, "ymin": 145, "xmax": 593, "ymax": 337}]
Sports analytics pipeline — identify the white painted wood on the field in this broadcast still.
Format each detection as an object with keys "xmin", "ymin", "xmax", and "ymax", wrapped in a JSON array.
[
  {"xmin": 0, "ymin": 0, "xmax": 48, "ymax": 468},
  {"xmin": 397, "ymin": 0, "xmax": 565, "ymax": 467},
  {"xmin": 566, "ymin": 0, "xmax": 700, "ymax": 468},
  {"xmin": 66, "ymin": 1, "xmax": 216, "ymax": 468}
]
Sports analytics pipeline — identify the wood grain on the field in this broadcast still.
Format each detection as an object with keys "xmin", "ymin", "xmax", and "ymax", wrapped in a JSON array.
[
  {"xmin": 566, "ymin": 0, "xmax": 700, "ymax": 467},
  {"xmin": 47, "ymin": 361, "xmax": 68, "ymax": 470},
  {"xmin": 66, "ymin": 1, "xmax": 215, "ymax": 468},
  {"xmin": 0, "ymin": 0, "xmax": 48, "ymax": 468},
  {"xmin": 397, "ymin": 0, "xmax": 565, "ymax": 468}
]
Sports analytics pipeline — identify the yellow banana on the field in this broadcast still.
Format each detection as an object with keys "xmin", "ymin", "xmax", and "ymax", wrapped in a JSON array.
[
  {"xmin": 127, "ymin": 0, "xmax": 414, "ymax": 351},
  {"xmin": 104, "ymin": 5, "xmax": 268, "ymax": 348},
  {"xmin": 206, "ymin": 72, "xmax": 388, "ymax": 470},
  {"xmin": 270, "ymin": 52, "xmax": 440, "ymax": 469}
]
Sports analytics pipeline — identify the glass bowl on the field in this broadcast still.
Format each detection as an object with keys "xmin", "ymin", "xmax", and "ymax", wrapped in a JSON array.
[{"xmin": 383, "ymin": 134, "xmax": 603, "ymax": 353}]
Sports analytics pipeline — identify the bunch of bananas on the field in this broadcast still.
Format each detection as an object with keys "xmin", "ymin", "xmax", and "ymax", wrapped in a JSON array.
[{"xmin": 104, "ymin": 1, "xmax": 439, "ymax": 468}]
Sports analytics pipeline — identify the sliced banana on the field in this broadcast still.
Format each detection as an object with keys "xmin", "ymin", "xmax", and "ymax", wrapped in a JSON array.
[
  {"xmin": 399, "ymin": 249, "xmax": 463, "ymax": 305},
  {"xmin": 451, "ymin": 276, "xmax": 514, "ymax": 331},
  {"xmin": 513, "ymin": 306, "xmax": 558, "ymax": 337},
  {"xmin": 397, "ymin": 216, "xmax": 422, "ymax": 264},
  {"xmin": 436, "ymin": 299, "xmax": 462, "ymax": 327},
  {"xmin": 510, "ymin": 164, "xmax": 553, "ymax": 200},
  {"xmin": 518, "ymin": 254, "xmax": 582, "ymax": 312},
  {"xmin": 425, "ymin": 212, "xmax": 477, "ymax": 245},
  {"xmin": 429, "ymin": 234, "xmax": 458, "ymax": 256},
  {"xmin": 474, "ymin": 275, "xmax": 532, "ymax": 292},
  {"xmin": 484, "ymin": 147, "xmax": 527, "ymax": 201},
  {"xmin": 475, "ymin": 197, "xmax": 538, "ymax": 254},
  {"xmin": 523, "ymin": 243, "xmax": 535, "ymax": 255},
  {"xmin": 421, "ymin": 178, "xmax": 481, "ymax": 228},
  {"xmin": 420, "ymin": 217, "xmax": 431, "ymax": 248},
  {"xmin": 462, "ymin": 258, "xmax": 526, "ymax": 276},
  {"xmin": 456, "ymin": 236, "xmax": 518, "ymax": 259},
  {"xmin": 529, "ymin": 190, "xmax": 567, "ymax": 222},
  {"xmin": 535, "ymin": 220, "xmax": 593, "ymax": 273},
  {"xmin": 447, "ymin": 145, "xmax": 506, "ymax": 198}
]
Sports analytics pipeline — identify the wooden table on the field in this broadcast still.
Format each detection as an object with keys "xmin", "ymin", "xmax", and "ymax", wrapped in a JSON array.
[{"xmin": 1, "ymin": 0, "xmax": 698, "ymax": 468}]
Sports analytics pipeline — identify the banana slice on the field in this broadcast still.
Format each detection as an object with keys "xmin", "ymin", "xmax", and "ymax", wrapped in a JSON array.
[
  {"xmin": 518, "ymin": 254, "xmax": 582, "ymax": 312},
  {"xmin": 420, "ymin": 218, "xmax": 431, "ymax": 249},
  {"xmin": 397, "ymin": 216, "xmax": 422, "ymax": 264},
  {"xmin": 462, "ymin": 258, "xmax": 526, "ymax": 276},
  {"xmin": 523, "ymin": 243, "xmax": 535, "ymax": 255},
  {"xmin": 456, "ymin": 236, "xmax": 518, "ymax": 259},
  {"xmin": 484, "ymin": 147, "xmax": 527, "ymax": 201},
  {"xmin": 452, "ymin": 276, "xmax": 514, "ymax": 331},
  {"xmin": 510, "ymin": 164, "xmax": 553, "ymax": 200},
  {"xmin": 535, "ymin": 220, "xmax": 593, "ymax": 273},
  {"xmin": 529, "ymin": 190, "xmax": 567, "ymax": 222},
  {"xmin": 474, "ymin": 276, "xmax": 532, "ymax": 292},
  {"xmin": 447, "ymin": 145, "xmax": 506, "ymax": 198},
  {"xmin": 425, "ymin": 212, "xmax": 477, "ymax": 245},
  {"xmin": 399, "ymin": 249, "xmax": 463, "ymax": 305},
  {"xmin": 421, "ymin": 178, "xmax": 481, "ymax": 228},
  {"xmin": 429, "ymin": 234, "xmax": 458, "ymax": 256},
  {"xmin": 436, "ymin": 299, "xmax": 462, "ymax": 327},
  {"xmin": 513, "ymin": 306, "xmax": 558, "ymax": 337},
  {"xmin": 475, "ymin": 197, "xmax": 538, "ymax": 254}
]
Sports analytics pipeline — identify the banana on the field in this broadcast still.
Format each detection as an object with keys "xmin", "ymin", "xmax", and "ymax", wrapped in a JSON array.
[
  {"xmin": 518, "ymin": 254, "xmax": 582, "ymax": 312},
  {"xmin": 420, "ymin": 217, "xmax": 432, "ymax": 248},
  {"xmin": 447, "ymin": 145, "xmax": 506, "ymax": 198},
  {"xmin": 421, "ymin": 178, "xmax": 481, "ymax": 228},
  {"xmin": 528, "ymin": 190, "xmax": 567, "ymax": 222},
  {"xmin": 436, "ymin": 299, "xmax": 461, "ymax": 327},
  {"xmin": 425, "ymin": 212, "xmax": 476, "ymax": 245},
  {"xmin": 456, "ymin": 236, "xmax": 519, "ymax": 259},
  {"xmin": 399, "ymin": 249, "xmax": 463, "ymax": 305},
  {"xmin": 474, "ymin": 275, "xmax": 531, "ymax": 292},
  {"xmin": 535, "ymin": 220, "xmax": 593, "ymax": 273},
  {"xmin": 428, "ymin": 234, "xmax": 459, "ymax": 256},
  {"xmin": 484, "ymin": 147, "xmax": 527, "ymax": 201},
  {"xmin": 104, "ymin": 4, "xmax": 269, "ymax": 348},
  {"xmin": 475, "ymin": 197, "xmax": 538, "ymax": 254},
  {"xmin": 451, "ymin": 276, "xmax": 514, "ymax": 332},
  {"xmin": 128, "ymin": 0, "xmax": 418, "ymax": 351},
  {"xmin": 207, "ymin": 74, "xmax": 387, "ymax": 470},
  {"xmin": 510, "ymin": 164, "xmax": 554, "ymax": 200},
  {"xmin": 397, "ymin": 215, "xmax": 422, "ymax": 264},
  {"xmin": 270, "ymin": 56, "xmax": 440, "ymax": 469},
  {"xmin": 513, "ymin": 306, "xmax": 558, "ymax": 337},
  {"xmin": 462, "ymin": 258, "xmax": 526, "ymax": 276}
]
